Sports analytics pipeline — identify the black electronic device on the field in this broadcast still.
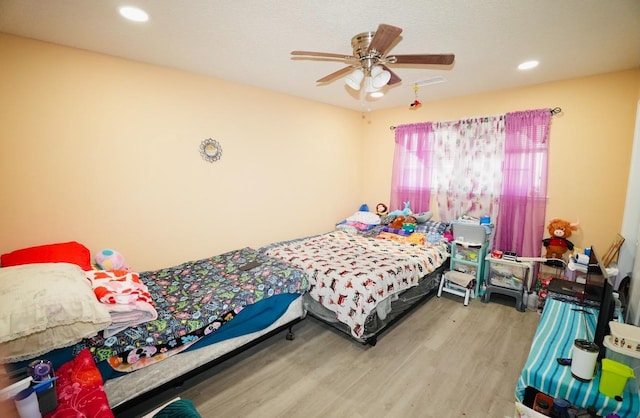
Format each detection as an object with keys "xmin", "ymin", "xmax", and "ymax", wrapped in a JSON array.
[
  {"xmin": 503, "ymin": 251, "xmax": 517, "ymax": 261},
  {"xmin": 588, "ymin": 246, "xmax": 616, "ymax": 362},
  {"xmin": 556, "ymin": 357, "xmax": 572, "ymax": 366},
  {"xmin": 547, "ymin": 278, "xmax": 603, "ymax": 303},
  {"xmin": 548, "ymin": 247, "xmax": 614, "ymax": 362}
]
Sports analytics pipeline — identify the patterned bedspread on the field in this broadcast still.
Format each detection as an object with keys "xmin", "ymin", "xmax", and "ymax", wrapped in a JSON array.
[
  {"xmin": 263, "ymin": 231, "xmax": 448, "ymax": 337},
  {"xmin": 71, "ymin": 247, "xmax": 308, "ymax": 371}
]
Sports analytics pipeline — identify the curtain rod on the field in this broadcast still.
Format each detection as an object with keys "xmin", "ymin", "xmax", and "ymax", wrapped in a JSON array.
[{"xmin": 389, "ymin": 107, "xmax": 562, "ymax": 130}]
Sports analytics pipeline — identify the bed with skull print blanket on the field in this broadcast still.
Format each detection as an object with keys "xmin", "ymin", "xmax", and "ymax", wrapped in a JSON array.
[
  {"xmin": 7, "ymin": 247, "xmax": 309, "ymax": 412},
  {"xmin": 262, "ymin": 230, "xmax": 449, "ymax": 342}
]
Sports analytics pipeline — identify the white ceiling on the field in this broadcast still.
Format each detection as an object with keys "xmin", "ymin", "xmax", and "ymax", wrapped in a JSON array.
[{"xmin": 1, "ymin": 0, "xmax": 639, "ymax": 112}]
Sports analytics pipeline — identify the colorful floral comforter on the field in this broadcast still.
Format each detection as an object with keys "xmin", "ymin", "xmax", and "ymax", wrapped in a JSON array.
[
  {"xmin": 263, "ymin": 231, "xmax": 448, "ymax": 337},
  {"xmin": 72, "ymin": 247, "xmax": 308, "ymax": 371}
]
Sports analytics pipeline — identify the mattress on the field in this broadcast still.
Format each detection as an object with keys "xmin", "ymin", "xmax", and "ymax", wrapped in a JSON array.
[
  {"xmin": 3, "ymin": 247, "xmax": 309, "ymax": 413},
  {"xmin": 303, "ymin": 262, "xmax": 445, "ymax": 343},
  {"xmin": 263, "ymin": 230, "xmax": 449, "ymax": 338},
  {"xmin": 107, "ymin": 295, "xmax": 304, "ymax": 409},
  {"xmin": 516, "ymin": 298, "xmax": 639, "ymax": 416}
]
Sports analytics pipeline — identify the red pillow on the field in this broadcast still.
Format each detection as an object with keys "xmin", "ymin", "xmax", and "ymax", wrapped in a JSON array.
[{"xmin": 1, "ymin": 241, "xmax": 92, "ymax": 271}]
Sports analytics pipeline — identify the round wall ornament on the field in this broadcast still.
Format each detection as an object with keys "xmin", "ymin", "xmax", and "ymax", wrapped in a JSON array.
[{"xmin": 199, "ymin": 138, "xmax": 222, "ymax": 162}]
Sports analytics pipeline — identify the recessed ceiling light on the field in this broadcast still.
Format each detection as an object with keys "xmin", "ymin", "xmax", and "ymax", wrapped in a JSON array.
[
  {"xmin": 370, "ymin": 92, "xmax": 384, "ymax": 98},
  {"xmin": 518, "ymin": 60, "xmax": 539, "ymax": 70},
  {"xmin": 119, "ymin": 6, "xmax": 149, "ymax": 22}
]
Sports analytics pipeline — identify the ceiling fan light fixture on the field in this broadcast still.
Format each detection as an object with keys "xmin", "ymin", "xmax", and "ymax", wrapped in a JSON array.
[
  {"xmin": 370, "ymin": 91, "xmax": 385, "ymax": 98},
  {"xmin": 370, "ymin": 66, "xmax": 391, "ymax": 89},
  {"xmin": 345, "ymin": 69, "xmax": 364, "ymax": 90}
]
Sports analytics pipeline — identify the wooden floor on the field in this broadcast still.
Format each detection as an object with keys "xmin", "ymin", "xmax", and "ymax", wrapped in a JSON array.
[{"xmin": 179, "ymin": 293, "xmax": 541, "ymax": 418}]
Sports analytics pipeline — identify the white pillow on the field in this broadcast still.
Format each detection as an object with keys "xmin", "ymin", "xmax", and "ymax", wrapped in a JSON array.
[
  {"xmin": 414, "ymin": 211, "xmax": 433, "ymax": 223},
  {"xmin": 0, "ymin": 263, "xmax": 111, "ymax": 362}
]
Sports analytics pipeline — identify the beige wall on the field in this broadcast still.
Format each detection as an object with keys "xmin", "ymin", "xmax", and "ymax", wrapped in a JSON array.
[
  {"xmin": 1, "ymin": 33, "xmax": 639, "ymax": 269},
  {"xmin": 0, "ymin": 34, "xmax": 364, "ymax": 270},
  {"xmin": 364, "ymin": 70, "xmax": 640, "ymax": 256}
]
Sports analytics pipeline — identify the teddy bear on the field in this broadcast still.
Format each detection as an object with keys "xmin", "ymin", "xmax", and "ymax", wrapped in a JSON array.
[
  {"xmin": 542, "ymin": 218, "xmax": 579, "ymax": 262},
  {"xmin": 389, "ymin": 215, "xmax": 406, "ymax": 230}
]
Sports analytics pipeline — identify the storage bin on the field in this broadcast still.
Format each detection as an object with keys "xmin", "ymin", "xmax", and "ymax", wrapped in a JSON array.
[
  {"xmin": 453, "ymin": 244, "xmax": 482, "ymax": 263},
  {"xmin": 453, "ymin": 263, "xmax": 478, "ymax": 278},
  {"xmin": 609, "ymin": 321, "xmax": 640, "ymax": 354},
  {"xmin": 604, "ymin": 333, "xmax": 640, "ymax": 394},
  {"xmin": 452, "ymin": 223, "xmax": 489, "ymax": 245},
  {"xmin": 486, "ymin": 259, "xmax": 529, "ymax": 291}
]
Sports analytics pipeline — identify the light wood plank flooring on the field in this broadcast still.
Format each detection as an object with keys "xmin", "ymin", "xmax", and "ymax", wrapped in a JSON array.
[{"xmin": 178, "ymin": 293, "xmax": 540, "ymax": 418}]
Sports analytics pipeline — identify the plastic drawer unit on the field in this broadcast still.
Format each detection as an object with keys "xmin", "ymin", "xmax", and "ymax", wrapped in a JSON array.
[
  {"xmin": 449, "ymin": 241, "xmax": 488, "ymax": 299},
  {"xmin": 482, "ymin": 256, "xmax": 533, "ymax": 311}
]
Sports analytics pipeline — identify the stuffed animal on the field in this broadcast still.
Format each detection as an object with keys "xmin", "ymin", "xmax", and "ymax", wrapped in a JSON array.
[
  {"xmin": 542, "ymin": 218, "xmax": 579, "ymax": 260},
  {"xmin": 402, "ymin": 215, "xmax": 418, "ymax": 233},
  {"xmin": 376, "ymin": 203, "xmax": 389, "ymax": 217},
  {"xmin": 389, "ymin": 215, "xmax": 406, "ymax": 229},
  {"xmin": 95, "ymin": 249, "xmax": 131, "ymax": 271},
  {"xmin": 389, "ymin": 201, "xmax": 412, "ymax": 217}
]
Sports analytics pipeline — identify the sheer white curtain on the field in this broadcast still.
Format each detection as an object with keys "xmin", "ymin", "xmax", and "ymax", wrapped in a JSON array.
[{"xmin": 431, "ymin": 116, "xmax": 505, "ymax": 222}]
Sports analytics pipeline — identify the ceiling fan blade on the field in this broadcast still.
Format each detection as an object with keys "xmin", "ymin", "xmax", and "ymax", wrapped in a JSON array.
[
  {"xmin": 291, "ymin": 50, "xmax": 352, "ymax": 60},
  {"xmin": 391, "ymin": 54, "xmax": 455, "ymax": 65},
  {"xmin": 380, "ymin": 64, "xmax": 402, "ymax": 85},
  {"xmin": 316, "ymin": 66, "xmax": 354, "ymax": 83},
  {"xmin": 368, "ymin": 24, "xmax": 403, "ymax": 56}
]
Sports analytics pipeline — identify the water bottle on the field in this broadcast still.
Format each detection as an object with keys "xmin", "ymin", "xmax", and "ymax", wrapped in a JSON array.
[
  {"xmin": 527, "ymin": 292, "xmax": 539, "ymax": 311},
  {"xmin": 552, "ymin": 398, "xmax": 570, "ymax": 418},
  {"xmin": 612, "ymin": 292, "xmax": 622, "ymax": 320}
]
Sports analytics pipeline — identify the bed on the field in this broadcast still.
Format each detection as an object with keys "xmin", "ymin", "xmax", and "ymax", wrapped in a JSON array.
[
  {"xmin": 516, "ymin": 297, "xmax": 640, "ymax": 417},
  {"xmin": 260, "ymin": 221, "xmax": 450, "ymax": 345},
  {"xmin": 0, "ymin": 243, "xmax": 309, "ymax": 416}
]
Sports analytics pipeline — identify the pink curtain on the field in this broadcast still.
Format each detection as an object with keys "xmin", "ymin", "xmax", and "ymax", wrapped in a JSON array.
[
  {"xmin": 389, "ymin": 123, "xmax": 433, "ymax": 213},
  {"xmin": 494, "ymin": 109, "xmax": 551, "ymax": 257}
]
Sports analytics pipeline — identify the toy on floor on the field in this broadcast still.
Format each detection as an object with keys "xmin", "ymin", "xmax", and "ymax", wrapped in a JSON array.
[
  {"xmin": 95, "ymin": 249, "xmax": 131, "ymax": 271},
  {"xmin": 542, "ymin": 218, "xmax": 578, "ymax": 261}
]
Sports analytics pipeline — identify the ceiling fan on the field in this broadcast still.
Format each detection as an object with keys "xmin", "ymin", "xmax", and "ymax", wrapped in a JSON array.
[{"xmin": 291, "ymin": 23, "xmax": 455, "ymax": 93}]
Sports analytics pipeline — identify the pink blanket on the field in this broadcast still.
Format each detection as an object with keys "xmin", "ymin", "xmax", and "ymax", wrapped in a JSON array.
[{"xmin": 85, "ymin": 270, "xmax": 158, "ymax": 337}]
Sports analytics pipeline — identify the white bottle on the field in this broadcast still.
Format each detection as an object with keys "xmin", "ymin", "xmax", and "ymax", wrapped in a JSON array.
[
  {"xmin": 527, "ymin": 292, "xmax": 539, "ymax": 311},
  {"xmin": 13, "ymin": 387, "xmax": 42, "ymax": 418},
  {"xmin": 613, "ymin": 292, "xmax": 622, "ymax": 319}
]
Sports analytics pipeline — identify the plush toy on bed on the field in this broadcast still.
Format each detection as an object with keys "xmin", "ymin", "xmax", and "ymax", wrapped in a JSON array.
[
  {"xmin": 542, "ymin": 218, "xmax": 579, "ymax": 263},
  {"xmin": 389, "ymin": 216, "xmax": 406, "ymax": 229},
  {"xmin": 376, "ymin": 203, "xmax": 389, "ymax": 217},
  {"xmin": 95, "ymin": 249, "xmax": 131, "ymax": 271},
  {"xmin": 402, "ymin": 215, "xmax": 418, "ymax": 233},
  {"xmin": 389, "ymin": 201, "xmax": 412, "ymax": 217}
]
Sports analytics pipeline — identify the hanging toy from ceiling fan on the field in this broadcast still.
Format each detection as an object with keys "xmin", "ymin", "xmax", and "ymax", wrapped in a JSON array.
[{"xmin": 410, "ymin": 84, "xmax": 422, "ymax": 109}]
